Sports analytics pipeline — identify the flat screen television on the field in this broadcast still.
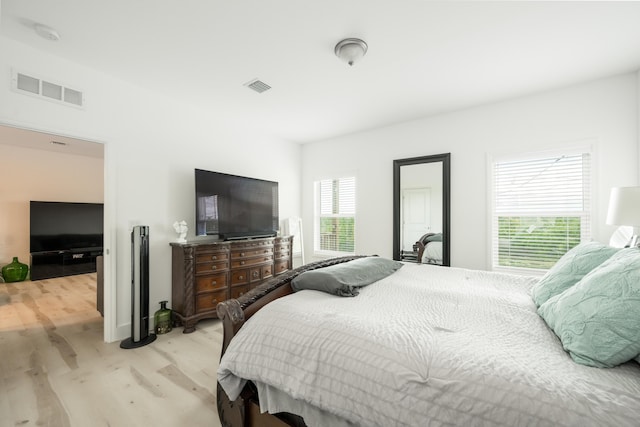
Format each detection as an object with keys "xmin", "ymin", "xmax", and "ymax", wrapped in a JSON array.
[
  {"xmin": 30, "ymin": 201, "xmax": 104, "ymax": 253},
  {"xmin": 195, "ymin": 169, "xmax": 279, "ymax": 240}
]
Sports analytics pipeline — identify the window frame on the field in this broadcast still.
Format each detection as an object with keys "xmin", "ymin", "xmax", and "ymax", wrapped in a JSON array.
[
  {"xmin": 488, "ymin": 146, "xmax": 593, "ymax": 275},
  {"xmin": 313, "ymin": 176, "xmax": 356, "ymax": 257}
]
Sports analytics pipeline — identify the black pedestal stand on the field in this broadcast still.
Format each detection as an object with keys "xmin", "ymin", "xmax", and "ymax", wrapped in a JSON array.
[{"xmin": 120, "ymin": 225, "xmax": 156, "ymax": 349}]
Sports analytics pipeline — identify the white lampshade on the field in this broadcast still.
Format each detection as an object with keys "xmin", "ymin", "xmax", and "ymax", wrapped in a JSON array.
[
  {"xmin": 334, "ymin": 38, "xmax": 368, "ymax": 66},
  {"xmin": 606, "ymin": 186, "xmax": 640, "ymax": 226}
]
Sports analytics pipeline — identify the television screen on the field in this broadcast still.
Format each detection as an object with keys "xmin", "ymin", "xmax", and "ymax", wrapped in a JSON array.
[
  {"xmin": 30, "ymin": 201, "xmax": 104, "ymax": 252},
  {"xmin": 195, "ymin": 169, "xmax": 279, "ymax": 239}
]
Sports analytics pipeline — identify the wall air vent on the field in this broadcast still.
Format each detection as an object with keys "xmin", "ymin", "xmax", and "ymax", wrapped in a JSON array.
[
  {"xmin": 244, "ymin": 78, "xmax": 271, "ymax": 94},
  {"xmin": 11, "ymin": 69, "xmax": 85, "ymax": 108}
]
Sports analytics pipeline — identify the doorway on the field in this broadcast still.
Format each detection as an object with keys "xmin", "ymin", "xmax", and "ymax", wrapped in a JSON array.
[
  {"xmin": 0, "ymin": 123, "xmax": 112, "ymax": 341},
  {"xmin": 401, "ymin": 187, "xmax": 432, "ymax": 251}
]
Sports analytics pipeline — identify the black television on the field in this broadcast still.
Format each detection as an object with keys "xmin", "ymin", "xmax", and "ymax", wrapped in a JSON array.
[
  {"xmin": 30, "ymin": 201, "xmax": 104, "ymax": 253},
  {"xmin": 195, "ymin": 169, "xmax": 279, "ymax": 240}
]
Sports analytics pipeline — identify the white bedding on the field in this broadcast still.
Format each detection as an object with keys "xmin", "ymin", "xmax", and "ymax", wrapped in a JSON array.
[
  {"xmin": 421, "ymin": 241, "xmax": 443, "ymax": 264},
  {"xmin": 217, "ymin": 263, "xmax": 640, "ymax": 427}
]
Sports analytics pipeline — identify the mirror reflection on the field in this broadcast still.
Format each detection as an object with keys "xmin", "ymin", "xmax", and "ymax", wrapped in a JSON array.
[{"xmin": 393, "ymin": 153, "xmax": 450, "ymax": 266}]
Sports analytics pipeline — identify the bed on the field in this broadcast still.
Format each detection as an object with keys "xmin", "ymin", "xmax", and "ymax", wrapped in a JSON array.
[
  {"xmin": 216, "ymin": 252, "xmax": 640, "ymax": 427},
  {"xmin": 414, "ymin": 232, "xmax": 443, "ymax": 265}
]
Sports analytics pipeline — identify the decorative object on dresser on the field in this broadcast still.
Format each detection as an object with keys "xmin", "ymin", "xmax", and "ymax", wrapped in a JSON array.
[
  {"xmin": 171, "ymin": 236, "xmax": 293, "ymax": 333},
  {"xmin": 173, "ymin": 220, "xmax": 188, "ymax": 243}
]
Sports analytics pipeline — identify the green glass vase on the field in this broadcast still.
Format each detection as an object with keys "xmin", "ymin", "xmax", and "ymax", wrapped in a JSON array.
[
  {"xmin": 2, "ymin": 257, "xmax": 29, "ymax": 282},
  {"xmin": 154, "ymin": 300, "xmax": 172, "ymax": 334}
]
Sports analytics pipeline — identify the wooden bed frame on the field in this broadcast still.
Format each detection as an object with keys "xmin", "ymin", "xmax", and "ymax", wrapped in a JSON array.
[{"xmin": 215, "ymin": 255, "xmax": 365, "ymax": 427}]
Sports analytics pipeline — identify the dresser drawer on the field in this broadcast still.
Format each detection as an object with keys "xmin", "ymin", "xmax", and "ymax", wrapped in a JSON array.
[
  {"xmin": 274, "ymin": 243, "xmax": 290, "ymax": 253},
  {"xmin": 274, "ymin": 251, "xmax": 290, "ymax": 261},
  {"xmin": 231, "ymin": 239, "xmax": 274, "ymax": 250},
  {"xmin": 230, "ymin": 269, "xmax": 250, "ymax": 285},
  {"xmin": 230, "ymin": 255, "xmax": 273, "ymax": 269},
  {"xmin": 262, "ymin": 264, "xmax": 273, "ymax": 280},
  {"xmin": 195, "ymin": 260, "xmax": 229, "ymax": 274},
  {"xmin": 231, "ymin": 248, "xmax": 273, "ymax": 259},
  {"xmin": 195, "ymin": 273, "xmax": 227, "ymax": 293},
  {"xmin": 195, "ymin": 289, "xmax": 227, "ymax": 313},
  {"xmin": 275, "ymin": 259, "xmax": 290, "ymax": 275},
  {"xmin": 195, "ymin": 251, "xmax": 229, "ymax": 263},
  {"xmin": 230, "ymin": 285, "xmax": 249, "ymax": 299}
]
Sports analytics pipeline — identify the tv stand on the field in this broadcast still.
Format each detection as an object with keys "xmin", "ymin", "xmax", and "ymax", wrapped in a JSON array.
[
  {"xmin": 30, "ymin": 247, "xmax": 103, "ymax": 281},
  {"xmin": 170, "ymin": 236, "xmax": 293, "ymax": 332}
]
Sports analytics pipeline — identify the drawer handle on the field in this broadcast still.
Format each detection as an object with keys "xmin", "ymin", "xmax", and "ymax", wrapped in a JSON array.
[
  {"xmin": 211, "ymin": 280, "xmax": 217, "ymax": 285},
  {"xmin": 212, "ymin": 265, "xmax": 217, "ymax": 270},
  {"xmin": 252, "ymin": 271, "xmax": 259, "ymax": 278},
  {"xmin": 265, "ymin": 269, "xmax": 271, "ymax": 275},
  {"xmin": 239, "ymin": 275, "xmax": 244, "ymax": 280},
  {"xmin": 240, "ymin": 252, "xmax": 245, "ymax": 256},
  {"xmin": 212, "ymin": 298, "xmax": 218, "ymax": 305},
  {"xmin": 211, "ymin": 255, "xmax": 217, "ymax": 260},
  {"xmin": 240, "ymin": 261, "xmax": 245, "ymax": 265}
]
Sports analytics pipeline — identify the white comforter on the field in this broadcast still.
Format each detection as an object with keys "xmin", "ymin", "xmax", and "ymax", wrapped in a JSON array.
[{"xmin": 217, "ymin": 263, "xmax": 640, "ymax": 427}]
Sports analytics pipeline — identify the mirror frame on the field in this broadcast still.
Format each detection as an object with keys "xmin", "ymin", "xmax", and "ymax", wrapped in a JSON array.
[{"xmin": 393, "ymin": 153, "xmax": 451, "ymax": 266}]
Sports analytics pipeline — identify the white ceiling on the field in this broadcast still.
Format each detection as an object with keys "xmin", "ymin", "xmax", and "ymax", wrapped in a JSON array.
[
  {"xmin": 0, "ymin": 125, "xmax": 104, "ymax": 158},
  {"xmin": 2, "ymin": 1, "xmax": 640, "ymax": 145}
]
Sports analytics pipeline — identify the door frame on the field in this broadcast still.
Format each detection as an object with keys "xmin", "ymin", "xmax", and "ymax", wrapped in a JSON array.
[{"xmin": 0, "ymin": 119, "xmax": 117, "ymax": 342}]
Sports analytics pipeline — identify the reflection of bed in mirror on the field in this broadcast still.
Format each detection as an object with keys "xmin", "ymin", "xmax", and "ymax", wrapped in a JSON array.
[{"xmin": 414, "ymin": 232, "xmax": 443, "ymax": 264}]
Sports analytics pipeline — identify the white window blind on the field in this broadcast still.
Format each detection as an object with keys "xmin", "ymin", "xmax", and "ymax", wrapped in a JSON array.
[
  {"xmin": 315, "ymin": 177, "xmax": 355, "ymax": 254},
  {"xmin": 491, "ymin": 152, "xmax": 591, "ymax": 272}
]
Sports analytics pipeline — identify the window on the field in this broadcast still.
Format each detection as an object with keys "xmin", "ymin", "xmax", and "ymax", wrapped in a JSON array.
[
  {"xmin": 491, "ymin": 150, "xmax": 591, "ymax": 272},
  {"xmin": 315, "ymin": 177, "xmax": 355, "ymax": 255}
]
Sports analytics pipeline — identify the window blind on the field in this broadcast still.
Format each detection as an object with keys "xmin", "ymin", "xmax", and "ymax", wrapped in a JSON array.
[
  {"xmin": 491, "ymin": 152, "xmax": 591, "ymax": 271},
  {"xmin": 316, "ymin": 177, "xmax": 356, "ymax": 254}
]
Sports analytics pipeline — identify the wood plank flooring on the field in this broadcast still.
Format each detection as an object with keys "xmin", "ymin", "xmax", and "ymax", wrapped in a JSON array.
[{"xmin": 0, "ymin": 273, "xmax": 223, "ymax": 427}]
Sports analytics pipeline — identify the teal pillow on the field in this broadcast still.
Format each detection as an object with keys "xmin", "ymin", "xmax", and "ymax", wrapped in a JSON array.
[
  {"xmin": 531, "ymin": 242, "xmax": 619, "ymax": 307},
  {"xmin": 537, "ymin": 248, "xmax": 640, "ymax": 368}
]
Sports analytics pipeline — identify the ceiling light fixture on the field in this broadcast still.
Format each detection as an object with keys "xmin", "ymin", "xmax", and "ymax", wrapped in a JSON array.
[
  {"xmin": 34, "ymin": 24, "xmax": 60, "ymax": 41},
  {"xmin": 334, "ymin": 38, "xmax": 368, "ymax": 66}
]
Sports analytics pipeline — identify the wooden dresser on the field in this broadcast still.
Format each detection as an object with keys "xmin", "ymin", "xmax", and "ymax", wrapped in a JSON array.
[{"xmin": 171, "ymin": 236, "xmax": 293, "ymax": 333}]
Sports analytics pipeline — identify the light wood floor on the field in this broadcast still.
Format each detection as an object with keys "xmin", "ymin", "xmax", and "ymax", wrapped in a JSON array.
[{"xmin": 0, "ymin": 273, "xmax": 223, "ymax": 427}]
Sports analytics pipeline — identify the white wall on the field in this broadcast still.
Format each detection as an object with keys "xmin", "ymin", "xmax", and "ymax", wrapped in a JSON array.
[
  {"xmin": 0, "ymin": 36, "xmax": 301, "ymax": 341},
  {"xmin": 301, "ymin": 73, "xmax": 638, "ymax": 269},
  {"xmin": 0, "ymin": 144, "xmax": 104, "ymax": 266}
]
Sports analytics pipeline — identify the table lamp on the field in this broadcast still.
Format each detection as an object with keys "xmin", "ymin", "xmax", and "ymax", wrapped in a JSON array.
[{"xmin": 606, "ymin": 186, "xmax": 640, "ymax": 247}]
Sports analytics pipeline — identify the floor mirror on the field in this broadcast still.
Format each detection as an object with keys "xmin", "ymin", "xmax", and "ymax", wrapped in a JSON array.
[{"xmin": 393, "ymin": 153, "xmax": 450, "ymax": 266}]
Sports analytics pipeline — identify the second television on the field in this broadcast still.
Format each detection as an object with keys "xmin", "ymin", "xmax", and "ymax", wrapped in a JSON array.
[{"xmin": 195, "ymin": 169, "xmax": 279, "ymax": 240}]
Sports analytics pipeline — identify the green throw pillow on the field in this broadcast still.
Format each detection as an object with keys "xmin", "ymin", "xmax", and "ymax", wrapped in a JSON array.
[
  {"xmin": 537, "ymin": 248, "xmax": 640, "ymax": 368},
  {"xmin": 531, "ymin": 241, "xmax": 619, "ymax": 307}
]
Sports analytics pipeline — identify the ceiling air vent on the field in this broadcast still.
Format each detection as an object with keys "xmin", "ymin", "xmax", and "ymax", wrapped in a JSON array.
[
  {"xmin": 244, "ymin": 78, "xmax": 271, "ymax": 94},
  {"xmin": 11, "ymin": 69, "xmax": 85, "ymax": 108}
]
